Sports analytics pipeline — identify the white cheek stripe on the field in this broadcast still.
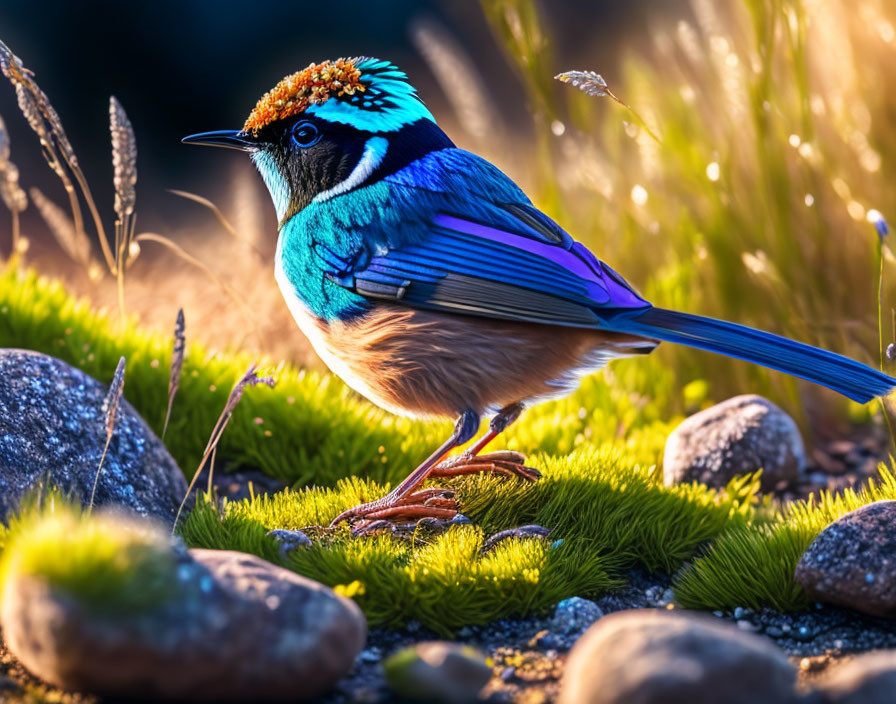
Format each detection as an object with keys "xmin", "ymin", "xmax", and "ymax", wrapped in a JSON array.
[{"xmin": 313, "ymin": 136, "xmax": 389, "ymax": 203}]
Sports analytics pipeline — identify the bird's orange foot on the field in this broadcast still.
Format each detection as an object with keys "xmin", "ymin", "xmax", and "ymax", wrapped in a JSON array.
[
  {"xmin": 330, "ymin": 452, "xmax": 539, "ymax": 535},
  {"xmin": 430, "ymin": 450, "xmax": 541, "ymax": 482},
  {"xmin": 330, "ymin": 487, "xmax": 459, "ymax": 531}
]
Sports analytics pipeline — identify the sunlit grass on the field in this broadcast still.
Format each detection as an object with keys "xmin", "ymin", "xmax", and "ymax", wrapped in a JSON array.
[
  {"xmin": 673, "ymin": 464, "xmax": 896, "ymax": 611},
  {"xmin": 181, "ymin": 449, "xmax": 759, "ymax": 632},
  {"xmin": 1, "ymin": 496, "xmax": 178, "ymax": 615}
]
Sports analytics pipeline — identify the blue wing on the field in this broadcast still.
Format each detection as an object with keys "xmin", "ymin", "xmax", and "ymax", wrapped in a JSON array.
[{"xmin": 320, "ymin": 149, "xmax": 651, "ymax": 327}]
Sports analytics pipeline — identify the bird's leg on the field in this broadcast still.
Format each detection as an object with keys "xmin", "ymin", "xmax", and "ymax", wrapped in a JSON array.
[
  {"xmin": 330, "ymin": 410, "xmax": 480, "ymax": 527},
  {"xmin": 430, "ymin": 402, "xmax": 541, "ymax": 482}
]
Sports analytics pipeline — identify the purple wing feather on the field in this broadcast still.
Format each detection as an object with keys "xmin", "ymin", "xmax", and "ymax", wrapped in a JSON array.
[{"xmin": 338, "ymin": 206, "xmax": 650, "ymax": 328}]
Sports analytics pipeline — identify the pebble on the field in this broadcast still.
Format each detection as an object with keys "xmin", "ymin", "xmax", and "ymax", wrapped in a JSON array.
[
  {"xmin": 1, "ymin": 545, "xmax": 366, "ymax": 701},
  {"xmin": 559, "ymin": 609, "xmax": 797, "ymax": 704},
  {"xmin": 795, "ymin": 501, "xmax": 896, "ymax": 618},
  {"xmin": 551, "ymin": 597, "xmax": 604, "ymax": 635},
  {"xmin": 266, "ymin": 528, "xmax": 312, "ymax": 560},
  {"xmin": 384, "ymin": 642, "xmax": 492, "ymax": 704},
  {"xmin": 663, "ymin": 395, "xmax": 805, "ymax": 491},
  {"xmin": 815, "ymin": 650, "xmax": 896, "ymax": 704}
]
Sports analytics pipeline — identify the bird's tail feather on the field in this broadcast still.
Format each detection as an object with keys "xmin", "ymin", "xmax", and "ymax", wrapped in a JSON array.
[{"xmin": 610, "ymin": 307, "xmax": 896, "ymax": 404}]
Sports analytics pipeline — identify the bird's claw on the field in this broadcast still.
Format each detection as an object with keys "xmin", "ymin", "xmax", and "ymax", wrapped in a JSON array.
[
  {"xmin": 352, "ymin": 512, "xmax": 471, "ymax": 538},
  {"xmin": 431, "ymin": 450, "xmax": 541, "ymax": 482},
  {"xmin": 330, "ymin": 488, "xmax": 459, "ymax": 528}
]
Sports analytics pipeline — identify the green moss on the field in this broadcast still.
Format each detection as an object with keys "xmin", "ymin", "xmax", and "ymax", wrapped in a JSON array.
[
  {"xmin": 180, "ymin": 450, "xmax": 758, "ymax": 633},
  {"xmin": 1, "ymin": 499, "xmax": 178, "ymax": 615},
  {"xmin": 673, "ymin": 465, "xmax": 896, "ymax": 611}
]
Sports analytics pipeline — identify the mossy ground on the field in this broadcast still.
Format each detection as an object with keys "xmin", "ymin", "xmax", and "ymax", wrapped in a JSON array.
[
  {"xmin": 0, "ymin": 495, "xmax": 178, "ymax": 616},
  {"xmin": 3, "ymin": 264, "xmax": 896, "ymax": 633},
  {"xmin": 673, "ymin": 466, "xmax": 896, "ymax": 612},
  {"xmin": 181, "ymin": 450, "xmax": 758, "ymax": 633}
]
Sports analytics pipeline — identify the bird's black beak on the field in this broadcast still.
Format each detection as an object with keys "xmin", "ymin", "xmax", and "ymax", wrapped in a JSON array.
[{"xmin": 181, "ymin": 130, "xmax": 256, "ymax": 152}]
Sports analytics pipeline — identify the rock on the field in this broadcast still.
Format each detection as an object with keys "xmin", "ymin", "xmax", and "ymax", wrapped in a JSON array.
[
  {"xmin": 384, "ymin": 641, "xmax": 492, "ymax": 704},
  {"xmin": 795, "ymin": 501, "xmax": 896, "ymax": 618},
  {"xmin": 267, "ymin": 528, "xmax": 312, "ymax": 560},
  {"xmin": 559, "ymin": 609, "xmax": 797, "ymax": 704},
  {"xmin": 815, "ymin": 650, "xmax": 896, "ymax": 704},
  {"xmin": 2, "ymin": 546, "xmax": 366, "ymax": 701},
  {"xmin": 663, "ymin": 394, "xmax": 805, "ymax": 490},
  {"xmin": 551, "ymin": 597, "xmax": 604, "ymax": 635},
  {"xmin": 0, "ymin": 349, "xmax": 187, "ymax": 522}
]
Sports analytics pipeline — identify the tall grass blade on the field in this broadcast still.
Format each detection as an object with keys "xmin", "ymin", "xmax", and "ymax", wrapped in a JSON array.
[
  {"xmin": 173, "ymin": 363, "xmax": 276, "ymax": 531},
  {"xmin": 162, "ymin": 307, "xmax": 185, "ymax": 440}
]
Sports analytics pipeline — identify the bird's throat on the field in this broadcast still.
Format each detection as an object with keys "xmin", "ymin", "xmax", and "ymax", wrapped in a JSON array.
[{"xmin": 251, "ymin": 150, "xmax": 291, "ymax": 223}]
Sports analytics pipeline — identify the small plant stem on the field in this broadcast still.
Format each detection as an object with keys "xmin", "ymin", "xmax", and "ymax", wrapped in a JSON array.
[
  {"xmin": 88, "ymin": 433, "xmax": 113, "ymax": 513},
  {"xmin": 878, "ymin": 240, "xmax": 885, "ymax": 371},
  {"xmin": 875, "ymin": 239, "xmax": 896, "ymax": 450},
  {"xmin": 173, "ymin": 418, "xmax": 230, "ymax": 533},
  {"xmin": 10, "ymin": 209, "xmax": 19, "ymax": 257},
  {"xmin": 161, "ymin": 404, "xmax": 173, "ymax": 440},
  {"xmin": 135, "ymin": 233, "xmax": 258, "ymax": 323},
  {"xmin": 207, "ymin": 447, "xmax": 217, "ymax": 496},
  {"xmin": 116, "ymin": 252, "xmax": 125, "ymax": 322},
  {"xmin": 69, "ymin": 160, "xmax": 115, "ymax": 273}
]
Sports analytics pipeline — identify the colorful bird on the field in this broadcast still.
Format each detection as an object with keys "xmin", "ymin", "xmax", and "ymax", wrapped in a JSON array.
[{"xmin": 184, "ymin": 57, "xmax": 895, "ymax": 531}]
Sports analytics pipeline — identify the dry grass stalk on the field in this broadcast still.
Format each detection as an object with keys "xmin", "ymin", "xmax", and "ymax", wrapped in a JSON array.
[
  {"xmin": 0, "ymin": 39, "xmax": 114, "ymax": 273},
  {"xmin": 173, "ymin": 363, "xmax": 276, "ymax": 530},
  {"xmin": 162, "ymin": 307, "xmax": 185, "ymax": 439},
  {"xmin": 0, "ymin": 113, "xmax": 27, "ymax": 256},
  {"xmin": 555, "ymin": 70, "xmax": 662, "ymax": 143},
  {"xmin": 167, "ymin": 188, "xmax": 265, "ymax": 259},
  {"xmin": 134, "ymin": 232, "xmax": 260, "ymax": 325},
  {"xmin": 89, "ymin": 356, "xmax": 126, "ymax": 510},
  {"xmin": 410, "ymin": 18, "xmax": 499, "ymax": 143},
  {"xmin": 109, "ymin": 96, "xmax": 138, "ymax": 318},
  {"xmin": 30, "ymin": 187, "xmax": 92, "ymax": 268}
]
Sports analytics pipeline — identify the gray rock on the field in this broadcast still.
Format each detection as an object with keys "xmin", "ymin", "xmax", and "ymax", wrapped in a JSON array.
[
  {"xmin": 1, "ymin": 547, "xmax": 366, "ymax": 701},
  {"xmin": 551, "ymin": 597, "xmax": 604, "ymax": 635},
  {"xmin": 815, "ymin": 650, "xmax": 896, "ymax": 704},
  {"xmin": 267, "ymin": 528, "xmax": 312, "ymax": 560},
  {"xmin": 663, "ymin": 395, "xmax": 804, "ymax": 490},
  {"xmin": 384, "ymin": 641, "xmax": 492, "ymax": 704},
  {"xmin": 0, "ymin": 349, "xmax": 187, "ymax": 522},
  {"xmin": 795, "ymin": 501, "xmax": 896, "ymax": 618},
  {"xmin": 559, "ymin": 609, "xmax": 797, "ymax": 704}
]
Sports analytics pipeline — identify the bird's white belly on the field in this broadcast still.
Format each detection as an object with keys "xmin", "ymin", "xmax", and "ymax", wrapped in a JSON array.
[{"xmin": 274, "ymin": 250, "xmax": 398, "ymax": 411}]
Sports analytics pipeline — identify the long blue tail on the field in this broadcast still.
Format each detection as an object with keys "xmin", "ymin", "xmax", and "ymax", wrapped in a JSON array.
[{"xmin": 610, "ymin": 307, "xmax": 896, "ymax": 404}]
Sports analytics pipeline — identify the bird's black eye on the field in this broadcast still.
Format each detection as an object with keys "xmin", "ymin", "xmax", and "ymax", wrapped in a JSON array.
[{"xmin": 291, "ymin": 121, "xmax": 321, "ymax": 148}]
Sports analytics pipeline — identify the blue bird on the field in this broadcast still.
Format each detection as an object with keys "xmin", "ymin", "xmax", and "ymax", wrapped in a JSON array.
[{"xmin": 184, "ymin": 57, "xmax": 896, "ymax": 530}]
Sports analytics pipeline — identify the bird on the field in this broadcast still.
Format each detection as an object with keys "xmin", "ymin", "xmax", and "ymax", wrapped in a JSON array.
[{"xmin": 184, "ymin": 57, "xmax": 896, "ymax": 531}]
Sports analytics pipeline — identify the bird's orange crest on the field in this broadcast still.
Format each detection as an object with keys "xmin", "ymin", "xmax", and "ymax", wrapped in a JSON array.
[{"xmin": 243, "ymin": 58, "xmax": 366, "ymax": 134}]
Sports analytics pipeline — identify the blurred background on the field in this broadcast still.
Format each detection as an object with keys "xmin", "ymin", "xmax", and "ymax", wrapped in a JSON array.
[{"xmin": 0, "ymin": 0, "xmax": 894, "ymax": 437}]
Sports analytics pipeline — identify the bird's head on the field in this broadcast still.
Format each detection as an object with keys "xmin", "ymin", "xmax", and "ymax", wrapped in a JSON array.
[{"xmin": 183, "ymin": 57, "xmax": 450, "ymax": 225}]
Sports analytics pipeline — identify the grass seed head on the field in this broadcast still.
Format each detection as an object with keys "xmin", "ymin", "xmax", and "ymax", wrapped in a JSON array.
[
  {"xmin": 0, "ymin": 116, "xmax": 26, "ymax": 215},
  {"xmin": 109, "ymin": 96, "xmax": 137, "ymax": 219},
  {"xmin": 29, "ymin": 188, "xmax": 91, "ymax": 266},
  {"xmin": 555, "ymin": 69, "xmax": 610, "ymax": 97},
  {"xmin": 102, "ymin": 356, "xmax": 126, "ymax": 438}
]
